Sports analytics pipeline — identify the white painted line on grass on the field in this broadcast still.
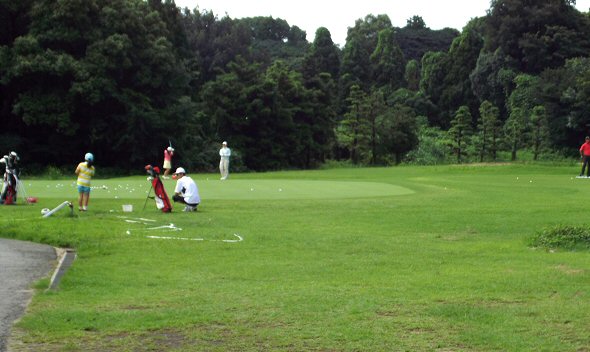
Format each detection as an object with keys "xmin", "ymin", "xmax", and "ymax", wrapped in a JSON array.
[{"xmin": 145, "ymin": 234, "xmax": 243, "ymax": 243}]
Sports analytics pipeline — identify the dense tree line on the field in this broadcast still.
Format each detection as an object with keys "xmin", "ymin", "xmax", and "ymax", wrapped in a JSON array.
[{"xmin": 1, "ymin": 0, "xmax": 589, "ymax": 172}]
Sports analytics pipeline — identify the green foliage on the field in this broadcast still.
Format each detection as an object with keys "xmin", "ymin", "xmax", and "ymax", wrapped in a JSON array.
[
  {"xmin": 530, "ymin": 105, "xmax": 550, "ymax": 160},
  {"xmin": 376, "ymin": 103, "xmax": 419, "ymax": 164},
  {"xmin": 504, "ymin": 107, "xmax": 528, "ymax": 161},
  {"xmin": 529, "ymin": 225, "xmax": 590, "ymax": 250},
  {"xmin": 477, "ymin": 100, "xmax": 502, "ymax": 161},
  {"xmin": 370, "ymin": 28, "xmax": 406, "ymax": 94},
  {"xmin": 44, "ymin": 165, "xmax": 66, "ymax": 180},
  {"xmin": 395, "ymin": 24, "xmax": 459, "ymax": 62},
  {"xmin": 2, "ymin": 0, "xmax": 590, "ymax": 172},
  {"xmin": 485, "ymin": 0, "xmax": 590, "ymax": 74},
  {"xmin": 404, "ymin": 59, "xmax": 420, "ymax": 91},
  {"xmin": 405, "ymin": 126, "xmax": 449, "ymax": 165},
  {"xmin": 336, "ymin": 85, "xmax": 371, "ymax": 164},
  {"xmin": 448, "ymin": 105, "xmax": 473, "ymax": 163}
]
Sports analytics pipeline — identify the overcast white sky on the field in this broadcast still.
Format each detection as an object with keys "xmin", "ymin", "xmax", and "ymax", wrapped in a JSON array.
[{"xmin": 174, "ymin": 0, "xmax": 590, "ymax": 46}]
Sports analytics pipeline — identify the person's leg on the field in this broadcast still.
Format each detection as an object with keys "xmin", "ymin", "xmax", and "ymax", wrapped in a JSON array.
[
  {"xmin": 581, "ymin": 157, "xmax": 587, "ymax": 176},
  {"xmin": 219, "ymin": 160, "xmax": 224, "ymax": 179},
  {"xmin": 78, "ymin": 192, "xmax": 84, "ymax": 210},
  {"xmin": 172, "ymin": 194, "xmax": 186, "ymax": 204},
  {"xmin": 82, "ymin": 192, "xmax": 90, "ymax": 210},
  {"xmin": 585, "ymin": 157, "xmax": 590, "ymax": 177},
  {"xmin": 223, "ymin": 160, "xmax": 229, "ymax": 179},
  {"xmin": 0, "ymin": 180, "xmax": 7, "ymax": 202}
]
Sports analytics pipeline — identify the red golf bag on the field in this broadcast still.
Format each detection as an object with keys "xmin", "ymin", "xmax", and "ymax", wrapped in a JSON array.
[
  {"xmin": 144, "ymin": 165, "xmax": 172, "ymax": 212},
  {"xmin": 1, "ymin": 171, "xmax": 17, "ymax": 205}
]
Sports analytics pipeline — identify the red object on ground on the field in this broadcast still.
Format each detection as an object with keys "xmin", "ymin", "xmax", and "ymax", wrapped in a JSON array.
[
  {"xmin": 151, "ymin": 176, "xmax": 172, "ymax": 212},
  {"xmin": 26, "ymin": 197, "xmax": 38, "ymax": 203},
  {"xmin": 145, "ymin": 164, "xmax": 172, "ymax": 213}
]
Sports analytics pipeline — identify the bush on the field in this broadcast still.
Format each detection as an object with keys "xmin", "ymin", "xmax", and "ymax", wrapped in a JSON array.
[
  {"xmin": 405, "ymin": 127, "xmax": 450, "ymax": 165},
  {"xmin": 529, "ymin": 225, "xmax": 590, "ymax": 251},
  {"xmin": 44, "ymin": 165, "xmax": 66, "ymax": 180},
  {"xmin": 319, "ymin": 159, "xmax": 357, "ymax": 169}
]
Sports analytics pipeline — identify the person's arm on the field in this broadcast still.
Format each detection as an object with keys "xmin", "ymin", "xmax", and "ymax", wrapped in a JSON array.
[
  {"xmin": 75, "ymin": 164, "xmax": 80, "ymax": 175},
  {"xmin": 174, "ymin": 180, "xmax": 183, "ymax": 195}
]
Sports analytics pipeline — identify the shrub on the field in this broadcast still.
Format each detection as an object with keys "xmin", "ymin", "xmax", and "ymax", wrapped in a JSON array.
[
  {"xmin": 529, "ymin": 225, "xmax": 590, "ymax": 251},
  {"xmin": 44, "ymin": 165, "xmax": 66, "ymax": 180}
]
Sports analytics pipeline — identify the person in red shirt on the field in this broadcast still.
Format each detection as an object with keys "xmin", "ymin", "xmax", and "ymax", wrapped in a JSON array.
[
  {"xmin": 162, "ymin": 146, "xmax": 174, "ymax": 179},
  {"xmin": 579, "ymin": 136, "xmax": 590, "ymax": 177}
]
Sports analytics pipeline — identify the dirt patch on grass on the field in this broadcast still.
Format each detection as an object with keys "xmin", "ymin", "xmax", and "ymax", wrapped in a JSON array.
[{"xmin": 555, "ymin": 264, "xmax": 585, "ymax": 275}]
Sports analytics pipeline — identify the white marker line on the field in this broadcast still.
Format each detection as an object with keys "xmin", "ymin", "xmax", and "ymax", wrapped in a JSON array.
[
  {"xmin": 222, "ymin": 234, "xmax": 243, "ymax": 242},
  {"xmin": 146, "ymin": 223, "xmax": 182, "ymax": 231},
  {"xmin": 146, "ymin": 235, "xmax": 203, "ymax": 241},
  {"xmin": 145, "ymin": 233, "xmax": 243, "ymax": 242},
  {"xmin": 117, "ymin": 216, "xmax": 156, "ymax": 222}
]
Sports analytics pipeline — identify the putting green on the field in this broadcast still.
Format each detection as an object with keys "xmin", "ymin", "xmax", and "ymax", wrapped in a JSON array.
[
  {"xmin": 199, "ymin": 179, "xmax": 414, "ymax": 200},
  {"xmin": 21, "ymin": 178, "xmax": 413, "ymax": 200}
]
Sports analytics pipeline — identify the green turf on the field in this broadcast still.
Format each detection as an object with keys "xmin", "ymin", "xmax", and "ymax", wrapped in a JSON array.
[{"xmin": 2, "ymin": 164, "xmax": 589, "ymax": 351}]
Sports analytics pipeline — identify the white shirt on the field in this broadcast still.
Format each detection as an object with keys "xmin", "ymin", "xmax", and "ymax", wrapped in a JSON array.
[
  {"xmin": 174, "ymin": 176, "xmax": 200, "ymax": 204},
  {"xmin": 219, "ymin": 146, "xmax": 231, "ymax": 160}
]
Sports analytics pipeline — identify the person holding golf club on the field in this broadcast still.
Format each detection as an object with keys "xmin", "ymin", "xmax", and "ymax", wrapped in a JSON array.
[
  {"xmin": 172, "ymin": 167, "xmax": 200, "ymax": 212},
  {"xmin": 75, "ymin": 153, "xmax": 95, "ymax": 211},
  {"xmin": 162, "ymin": 146, "xmax": 174, "ymax": 179},
  {"xmin": 580, "ymin": 136, "xmax": 590, "ymax": 177},
  {"xmin": 219, "ymin": 141, "xmax": 231, "ymax": 180},
  {"xmin": 0, "ymin": 151, "xmax": 20, "ymax": 204}
]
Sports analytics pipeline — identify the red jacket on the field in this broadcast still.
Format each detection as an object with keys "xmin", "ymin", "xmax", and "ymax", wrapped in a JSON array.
[{"xmin": 580, "ymin": 142, "xmax": 590, "ymax": 156}]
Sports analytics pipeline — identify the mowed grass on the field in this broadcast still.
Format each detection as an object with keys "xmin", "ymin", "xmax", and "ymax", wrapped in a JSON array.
[{"xmin": 2, "ymin": 164, "xmax": 589, "ymax": 351}]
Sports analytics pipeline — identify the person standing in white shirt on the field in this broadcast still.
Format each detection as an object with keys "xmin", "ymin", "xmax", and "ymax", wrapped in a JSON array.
[
  {"xmin": 219, "ymin": 141, "xmax": 231, "ymax": 180},
  {"xmin": 172, "ymin": 167, "xmax": 200, "ymax": 212}
]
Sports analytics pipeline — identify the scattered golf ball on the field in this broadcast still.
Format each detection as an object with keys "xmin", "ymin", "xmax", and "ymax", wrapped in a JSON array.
[
  {"xmin": 516, "ymin": 177, "xmax": 519, "ymax": 180},
  {"xmin": 126, "ymin": 230, "xmax": 131, "ymax": 235},
  {"xmin": 250, "ymin": 188, "xmax": 254, "ymax": 191},
  {"xmin": 279, "ymin": 188, "xmax": 282, "ymax": 192},
  {"xmin": 529, "ymin": 180, "xmax": 532, "ymax": 183}
]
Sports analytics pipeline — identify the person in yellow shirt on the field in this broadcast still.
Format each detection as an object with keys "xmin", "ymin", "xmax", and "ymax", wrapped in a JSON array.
[{"xmin": 75, "ymin": 153, "xmax": 95, "ymax": 211}]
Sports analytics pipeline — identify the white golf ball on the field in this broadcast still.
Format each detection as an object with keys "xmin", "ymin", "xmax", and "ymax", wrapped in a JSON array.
[
  {"xmin": 41, "ymin": 208, "xmax": 50, "ymax": 215},
  {"xmin": 250, "ymin": 188, "xmax": 254, "ymax": 191},
  {"xmin": 279, "ymin": 188, "xmax": 282, "ymax": 192}
]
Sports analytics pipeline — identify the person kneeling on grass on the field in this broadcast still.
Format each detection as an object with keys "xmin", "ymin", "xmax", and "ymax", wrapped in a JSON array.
[
  {"xmin": 172, "ymin": 167, "xmax": 200, "ymax": 212},
  {"xmin": 75, "ymin": 152, "xmax": 95, "ymax": 211}
]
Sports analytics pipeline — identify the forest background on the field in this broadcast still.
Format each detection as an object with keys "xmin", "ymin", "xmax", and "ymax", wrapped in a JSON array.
[{"xmin": 2, "ymin": 0, "xmax": 590, "ymax": 173}]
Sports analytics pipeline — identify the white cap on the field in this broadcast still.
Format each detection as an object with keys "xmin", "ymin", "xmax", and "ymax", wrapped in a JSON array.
[
  {"xmin": 174, "ymin": 167, "xmax": 186, "ymax": 174},
  {"xmin": 167, "ymin": 146, "xmax": 173, "ymax": 152},
  {"xmin": 222, "ymin": 141, "xmax": 227, "ymax": 145}
]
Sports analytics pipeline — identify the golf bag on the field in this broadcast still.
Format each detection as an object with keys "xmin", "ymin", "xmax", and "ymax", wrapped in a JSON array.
[
  {"xmin": 1, "ymin": 171, "xmax": 17, "ymax": 205},
  {"xmin": 144, "ymin": 164, "xmax": 172, "ymax": 212},
  {"xmin": 0, "ymin": 152, "xmax": 19, "ymax": 205}
]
